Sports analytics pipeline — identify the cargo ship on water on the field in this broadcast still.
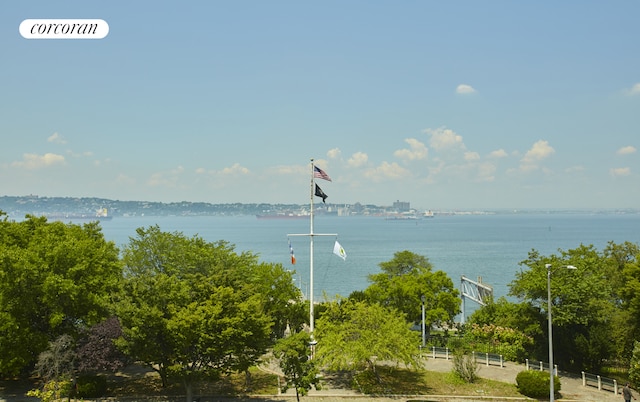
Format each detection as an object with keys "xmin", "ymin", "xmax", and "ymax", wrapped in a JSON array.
[
  {"xmin": 47, "ymin": 207, "xmax": 113, "ymax": 221},
  {"xmin": 256, "ymin": 211, "xmax": 310, "ymax": 220}
]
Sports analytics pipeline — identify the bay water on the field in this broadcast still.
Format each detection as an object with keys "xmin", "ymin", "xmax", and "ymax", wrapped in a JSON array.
[{"xmin": 97, "ymin": 212, "xmax": 640, "ymax": 320}]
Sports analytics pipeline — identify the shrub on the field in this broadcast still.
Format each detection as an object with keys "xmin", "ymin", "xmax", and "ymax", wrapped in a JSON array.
[
  {"xmin": 515, "ymin": 370, "xmax": 561, "ymax": 398},
  {"xmin": 462, "ymin": 324, "xmax": 533, "ymax": 361},
  {"xmin": 452, "ymin": 352, "xmax": 478, "ymax": 383},
  {"xmin": 27, "ymin": 380, "xmax": 72, "ymax": 402},
  {"xmin": 75, "ymin": 374, "xmax": 108, "ymax": 398}
]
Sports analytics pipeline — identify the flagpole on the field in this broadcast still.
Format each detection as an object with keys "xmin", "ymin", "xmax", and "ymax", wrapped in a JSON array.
[
  {"xmin": 287, "ymin": 159, "xmax": 336, "ymax": 342},
  {"xmin": 309, "ymin": 158, "xmax": 315, "ymax": 334}
]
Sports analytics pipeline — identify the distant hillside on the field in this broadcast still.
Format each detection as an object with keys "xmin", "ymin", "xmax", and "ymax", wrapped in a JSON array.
[{"xmin": 0, "ymin": 195, "xmax": 353, "ymax": 219}]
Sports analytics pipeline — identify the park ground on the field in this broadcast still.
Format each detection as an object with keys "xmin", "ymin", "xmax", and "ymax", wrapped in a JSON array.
[{"xmin": 0, "ymin": 357, "xmax": 626, "ymax": 402}]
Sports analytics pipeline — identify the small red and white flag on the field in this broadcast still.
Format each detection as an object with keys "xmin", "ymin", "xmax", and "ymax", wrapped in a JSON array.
[{"xmin": 288, "ymin": 239, "xmax": 296, "ymax": 265}]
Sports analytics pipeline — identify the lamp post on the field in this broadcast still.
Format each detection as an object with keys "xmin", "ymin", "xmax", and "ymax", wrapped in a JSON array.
[
  {"xmin": 421, "ymin": 295, "xmax": 426, "ymax": 347},
  {"xmin": 546, "ymin": 263, "xmax": 576, "ymax": 402}
]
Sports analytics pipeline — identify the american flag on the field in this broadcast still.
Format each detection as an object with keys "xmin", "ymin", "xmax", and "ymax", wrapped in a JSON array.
[{"xmin": 313, "ymin": 166, "xmax": 332, "ymax": 182}]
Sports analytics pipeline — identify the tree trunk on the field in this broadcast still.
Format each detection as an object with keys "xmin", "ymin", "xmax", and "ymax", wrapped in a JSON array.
[
  {"xmin": 245, "ymin": 369, "xmax": 252, "ymax": 391},
  {"xmin": 184, "ymin": 379, "xmax": 194, "ymax": 402}
]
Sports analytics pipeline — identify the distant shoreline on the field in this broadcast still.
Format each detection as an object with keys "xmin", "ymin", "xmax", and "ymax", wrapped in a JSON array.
[{"xmin": 1, "ymin": 195, "xmax": 638, "ymax": 220}]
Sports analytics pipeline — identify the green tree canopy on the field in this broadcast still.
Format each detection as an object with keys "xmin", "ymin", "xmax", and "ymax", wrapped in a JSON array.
[
  {"xmin": 468, "ymin": 296, "xmax": 543, "ymax": 338},
  {"xmin": 363, "ymin": 250, "xmax": 460, "ymax": 329},
  {"xmin": 116, "ymin": 225, "xmax": 295, "ymax": 402},
  {"xmin": 509, "ymin": 245, "xmax": 616, "ymax": 370},
  {"xmin": 314, "ymin": 298, "xmax": 421, "ymax": 382},
  {"xmin": 604, "ymin": 241, "xmax": 640, "ymax": 359},
  {"xmin": 0, "ymin": 215, "xmax": 121, "ymax": 375},
  {"xmin": 273, "ymin": 331, "xmax": 320, "ymax": 402}
]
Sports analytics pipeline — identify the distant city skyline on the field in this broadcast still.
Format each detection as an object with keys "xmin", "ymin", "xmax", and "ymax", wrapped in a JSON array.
[{"xmin": 2, "ymin": 2, "xmax": 638, "ymax": 210}]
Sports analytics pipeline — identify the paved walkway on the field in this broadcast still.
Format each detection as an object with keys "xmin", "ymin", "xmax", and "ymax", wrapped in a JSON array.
[
  {"xmin": 0, "ymin": 358, "xmax": 627, "ymax": 402},
  {"xmin": 267, "ymin": 357, "xmax": 625, "ymax": 402}
]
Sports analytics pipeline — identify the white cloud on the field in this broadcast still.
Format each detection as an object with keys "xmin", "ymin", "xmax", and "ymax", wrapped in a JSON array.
[
  {"xmin": 565, "ymin": 165, "xmax": 585, "ymax": 173},
  {"xmin": 464, "ymin": 151, "xmax": 480, "ymax": 161},
  {"xmin": 364, "ymin": 161, "xmax": 410, "ymax": 181},
  {"xmin": 221, "ymin": 163, "xmax": 249, "ymax": 175},
  {"xmin": 610, "ymin": 167, "xmax": 631, "ymax": 177},
  {"xmin": 394, "ymin": 138, "xmax": 428, "ymax": 162},
  {"xmin": 327, "ymin": 148, "xmax": 341, "ymax": 159},
  {"xmin": 47, "ymin": 132, "xmax": 67, "ymax": 144},
  {"xmin": 347, "ymin": 152, "xmax": 368, "ymax": 168},
  {"xmin": 488, "ymin": 149, "xmax": 508, "ymax": 158},
  {"xmin": 67, "ymin": 150, "xmax": 94, "ymax": 158},
  {"xmin": 424, "ymin": 127, "xmax": 465, "ymax": 151},
  {"xmin": 626, "ymin": 83, "xmax": 640, "ymax": 96},
  {"xmin": 475, "ymin": 162, "xmax": 497, "ymax": 182},
  {"xmin": 270, "ymin": 164, "xmax": 302, "ymax": 176},
  {"xmin": 195, "ymin": 163, "xmax": 250, "ymax": 176},
  {"xmin": 617, "ymin": 145, "xmax": 637, "ymax": 155},
  {"xmin": 11, "ymin": 153, "xmax": 65, "ymax": 170},
  {"xmin": 147, "ymin": 166, "xmax": 185, "ymax": 187},
  {"xmin": 115, "ymin": 174, "xmax": 136, "ymax": 186},
  {"xmin": 521, "ymin": 140, "xmax": 555, "ymax": 164},
  {"xmin": 456, "ymin": 84, "xmax": 477, "ymax": 94}
]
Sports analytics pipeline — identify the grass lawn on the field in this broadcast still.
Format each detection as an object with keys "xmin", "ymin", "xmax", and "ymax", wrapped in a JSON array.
[
  {"xmin": 349, "ymin": 366, "xmax": 522, "ymax": 398},
  {"xmin": 104, "ymin": 364, "xmax": 523, "ymax": 399}
]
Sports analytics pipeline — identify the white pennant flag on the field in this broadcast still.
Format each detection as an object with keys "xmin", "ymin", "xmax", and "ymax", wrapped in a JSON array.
[{"xmin": 333, "ymin": 240, "xmax": 346, "ymax": 261}]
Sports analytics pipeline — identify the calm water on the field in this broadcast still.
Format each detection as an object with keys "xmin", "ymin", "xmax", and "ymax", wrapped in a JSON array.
[{"xmin": 96, "ymin": 213, "xmax": 640, "ymax": 319}]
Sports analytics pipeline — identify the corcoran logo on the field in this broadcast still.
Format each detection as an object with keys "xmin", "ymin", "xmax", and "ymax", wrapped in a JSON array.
[{"xmin": 19, "ymin": 19, "xmax": 109, "ymax": 39}]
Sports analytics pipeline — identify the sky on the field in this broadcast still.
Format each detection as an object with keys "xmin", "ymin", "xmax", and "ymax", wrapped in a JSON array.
[{"xmin": 1, "ymin": 1, "xmax": 639, "ymax": 210}]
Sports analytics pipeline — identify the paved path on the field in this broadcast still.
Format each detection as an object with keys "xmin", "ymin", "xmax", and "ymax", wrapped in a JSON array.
[
  {"xmin": 420, "ymin": 357, "xmax": 622, "ymax": 401},
  {"xmin": 1, "ymin": 358, "xmax": 627, "ymax": 402},
  {"xmin": 268, "ymin": 357, "xmax": 625, "ymax": 401}
]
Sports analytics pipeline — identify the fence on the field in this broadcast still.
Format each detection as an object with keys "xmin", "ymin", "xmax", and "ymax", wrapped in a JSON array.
[
  {"xmin": 427, "ymin": 347, "xmax": 503, "ymax": 367},
  {"xmin": 472, "ymin": 351, "xmax": 504, "ymax": 367},
  {"xmin": 525, "ymin": 359, "xmax": 557, "ymax": 376},
  {"xmin": 525, "ymin": 359, "xmax": 619, "ymax": 396},
  {"xmin": 428, "ymin": 348, "xmax": 621, "ymax": 396},
  {"xmin": 581, "ymin": 371, "xmax": 618, "ymax": 394},
  {"xmin": 429, "ymin": 346, "xmax": 451, "ymax": 360}
]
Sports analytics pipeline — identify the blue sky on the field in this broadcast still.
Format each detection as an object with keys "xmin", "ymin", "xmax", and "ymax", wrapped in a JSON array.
[{"xmin": 2, "ymin": 1, "xmax": 639, "ymax": 209}]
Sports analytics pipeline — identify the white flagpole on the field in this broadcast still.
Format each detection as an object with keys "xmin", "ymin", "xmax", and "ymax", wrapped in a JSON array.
[
  {"xmin": 288, "ymin": 158, "xmax": 336, "ymax": 341},
  {"xmin": 309, "ymin": 158, "xmax": 315, "ymax": 333}
]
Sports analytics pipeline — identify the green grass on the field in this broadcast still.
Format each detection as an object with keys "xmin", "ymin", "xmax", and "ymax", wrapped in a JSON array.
[
  {"xmin": 103, "ymin": 364, "xmax": 522, "ymax": 399},
  {"xmin": 349, "ymin": 365, "xmax": 522, "ymax": 397},
  {"xmin": 3, "ymin": 364, "xmax": 522, "ymax": 399},
  {"xmin": 107, "ymin": 366, "xmax": 279, "ymax": 397}
]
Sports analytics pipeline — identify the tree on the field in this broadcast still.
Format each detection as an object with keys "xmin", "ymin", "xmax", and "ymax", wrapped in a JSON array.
[
  {"xmin": 461, "ymin": 323, "xmax": 533, "ymax": 361},
  {"xmin": 28, "ymin": 334, "xmax": 76, "ymax": 402},
  {"xmin": 604, "ymin": 241, "xmax": 640, "ymax": 360},
  {"xmin": 363, "ymin": 250, "xmax": 460, "ymax": 331},
  {"xmin": 0, "ymin": 215, "xmax": 121, "ymax": 375},
  {"xmin": 509, "ymin": 245, "xmax": 616, "ymax": 370},
  {"xmin": 34, "ymin": 334, "xmax": 76, "ymax": 383},
  {"xmin": 315, "ymin": 298, "xmax": 421, "ymax": 383},
  {"xmin": 116, "ymin": 226, "xmax": 281, "ymax": 402},
  {"xmin": 466, "ymin": 297, "xmax": 542, "ymax": 359},
  {"xmin": 273, "ymin": 331, "xmax": 320, "ymax": 402},
  {"xmin": 467, "ymin": 296, "xmax": 543, "ymax": 338},
  {"xmin": 75, "ymin": 317, "xmax": 128, "ymax": 374},
  {"xmin": 629, "ymin": 341, "xmax": 640, "ymax": 386},
  {"xmin": 250, "ymin": 261, "xmax": 307, "ymax": 339}
]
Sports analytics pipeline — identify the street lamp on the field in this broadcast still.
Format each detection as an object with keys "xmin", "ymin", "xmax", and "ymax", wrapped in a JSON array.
[
  {"xmin": 546, "ymin": 263, "xmax": 577, "ymax": 402},
  {"xmin": 421, "ymin": 295, "xmax": 426, "ymax": 347}
]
